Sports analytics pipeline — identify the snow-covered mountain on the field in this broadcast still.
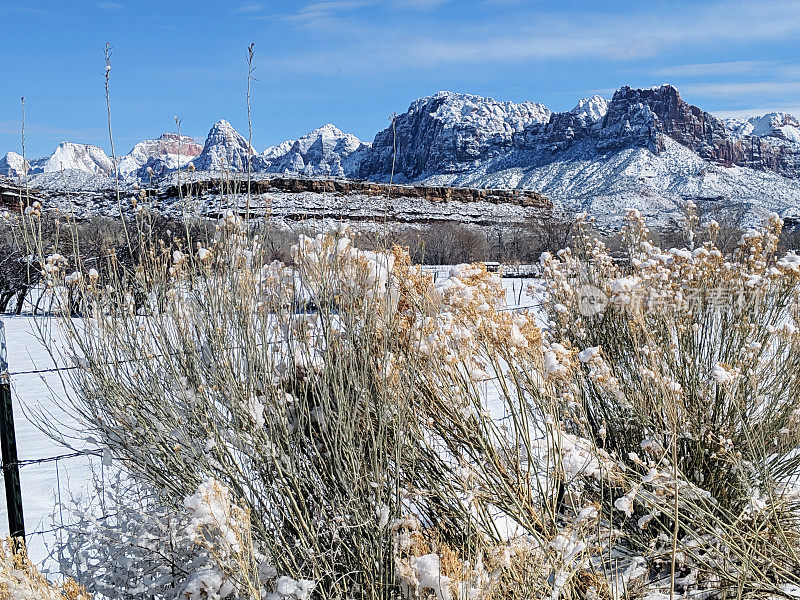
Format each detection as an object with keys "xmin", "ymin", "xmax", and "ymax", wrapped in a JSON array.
[
  {"xmin": 4, "ymin": 135, "xmax": 203, "ymax": 181},
  {"xmin": 259, "ymin": 124, "xmax": 369, "ymax": 177},
  {"xmin": 723, "ymin": 112, "xmax": 800, "ymax": 145},
  {"xmin": 353, "ymin": 85, "xmax": 800, "ymax": 223},
  {"xmin": 35, "ymin": 142, "xmax": 114, "ymax": 176},
  {"xmin": 0, "ymin": 152, "xmax": 29, "ymax": 178},
  {"xmin": 193, "ymin": 119, "xmax": 257, "ymax": 172},
  {"xmin": 6, "ymin": 85, "xmax": 800, "ymax": 225},
  {"xmin": 358, "ymin": 91, "xmax": 551, "ymax": 182},
  {"xmin": 118, "ymin": 133, "xmax": 203, "ymax": 177},
  {"xmin": 570, "ymin": 95, "xmax": 609, "ymax": 123}
]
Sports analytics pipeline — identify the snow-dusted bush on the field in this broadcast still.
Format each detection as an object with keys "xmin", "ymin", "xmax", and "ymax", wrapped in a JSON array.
[
  {"xmin": 30, "ymin": 216, "xmax": 479, "ymax": 597},
  {"xmin": 35, "ymin": 209, "xmax": 605, "ymax": 598},
  {"xmin": 537, "ymin": 209, "xmax": 800, "ymax": 594},
  {"xmin": 57, "ymin": 472, "xmax": 316, "ymax": 600},
  {"xmin": 55, "ymin": 472, "xmax": 202, "ymax": 599},
  {"xmin": 25, "ymin": 202, "xmax": 800, "ymax": 598},
  {"xmin": 0, "ymin": 539, "xmax": 89, "ymax": 600}
]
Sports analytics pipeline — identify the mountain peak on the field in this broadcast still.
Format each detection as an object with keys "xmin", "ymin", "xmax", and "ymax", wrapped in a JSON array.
[
  {"xmin": 0, "ymin": 151, "xmax": 29, "ymax": 178},
  {"xmin": 42, "ymin": 142, "xmax": 113, "ymax": 176},
  {"xmin": 209, "ymin": 119, "xmax": 238, "ymax": 133},
  {"xmin": 359, "ymin": 90, "xmax": 551, "ymax": 181},
  {"xmin": 309, "ymin": 123, "xmax": 344, "ymax": 136},
  {"xmin": 724, "ymin": 112, "xmax": 800, "ymax": 144},
  {"xmin": 259, "ymin": 124, "xmax": 368, "ymax": 177},
  {"xmin": 194, "ymin": 119, "xmax": 257, "ymax": 172},
  {"xmin": 570, "ymin": 95, "xmax": 609, "ymax": 122},
  {"xmin": 411, "ymin": 90, "xmax": 551, "ymax": 119},
  {"xmin": 119, "ymin": 133, "xmax": 203, "ymax": 177}
]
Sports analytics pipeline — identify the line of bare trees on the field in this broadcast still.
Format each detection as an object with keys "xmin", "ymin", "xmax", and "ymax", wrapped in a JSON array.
[
  {"xmin": 0, "ymin": 211, "xmax": 213, "ymax": 314},
  {"xmin": 5, "ymin": 203, "xmax": 800, "ymax": 314}
]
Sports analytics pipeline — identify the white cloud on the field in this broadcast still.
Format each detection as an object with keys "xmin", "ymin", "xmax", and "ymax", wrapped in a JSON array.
[
  {"xmin": 653, "ymin": 61, "xmax": 774, "ymax": 78},
  {"xmin": 295, "ymin": 0, "xmax": 374, "ymax": 19},
  {"xmin": 478, "ymin": 0, "xmax": 536, "ymax": 6},
  {"xmin": 235, "ymin": 3, "xmax": 264, "ymax": 13},
  {"xmin": 285, "ymin": 0, "xmax": 448, "ymax": 23},
  {"xmin": 713, "ymin": 106, "xmax": 800, "ymax": 118},
  {"xmin": 681, "ymin": 81, "xmax": 800, "ymax": 96},
  {"xmin": 5, "ymin": 6, "xmax": 51, "ymax": 15},
  {"xmin": 0, "ymin": 121, "xmax": 104, "ymax": 142},
  {"xmin": 394, "ymin": 0, "xmax": 450, "ymax": 8}
]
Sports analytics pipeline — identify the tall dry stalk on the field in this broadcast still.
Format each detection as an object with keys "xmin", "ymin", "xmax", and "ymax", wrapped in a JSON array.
[{"xmin": 246, "ymin": 42, "xmax": 255, "ymax": 223}]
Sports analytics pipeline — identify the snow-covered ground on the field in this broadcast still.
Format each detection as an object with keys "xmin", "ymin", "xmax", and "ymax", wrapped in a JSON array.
[
  {"xmin": 0, "ymin": 272, "xmax": 542, "ymax": 571},
  {"xmin": 0, "ymin": 317, "xmax": 101, "ymax": 571},
  {"xmin": 425, "ymin": 266, "xmax": 539, "ymax": 308}
]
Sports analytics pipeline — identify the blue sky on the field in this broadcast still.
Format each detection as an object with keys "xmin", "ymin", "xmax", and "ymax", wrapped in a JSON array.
[{"xmin": 1, "ymin": 0, "xmax": 799, "ymax": 157}]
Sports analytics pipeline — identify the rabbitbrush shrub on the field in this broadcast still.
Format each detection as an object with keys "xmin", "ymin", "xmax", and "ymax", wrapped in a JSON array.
[
  {"xmin": 538, "ymin": 210, "xmax": 800, "ymax": 594},
  {"xmin": 20, "ymin": 201, "xmax": 800, "ymax": 599}
]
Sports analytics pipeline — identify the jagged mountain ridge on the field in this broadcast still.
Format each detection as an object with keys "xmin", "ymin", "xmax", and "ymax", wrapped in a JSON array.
[
  {"xmin": 259, "ymin": 123, "xmax": 370, "ymax": 177},
  {"xmin": 3, "ymin": 84, "xmax": 800, "ymax": 224},
  {"xmin": 363, "ymin": 85, "xmax": 800, "ymax": 181}
]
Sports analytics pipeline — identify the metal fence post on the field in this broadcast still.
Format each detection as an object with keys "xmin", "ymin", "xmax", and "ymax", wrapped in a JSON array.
[{"xmin": 0, "ymin": 319, "xmax": 25, "ymax": 545}]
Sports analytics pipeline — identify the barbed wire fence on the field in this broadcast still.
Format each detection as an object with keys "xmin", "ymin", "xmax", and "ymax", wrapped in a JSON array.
[{"xmin": 0, "ymin": 317, "xmax": 112, "ymax": 568}]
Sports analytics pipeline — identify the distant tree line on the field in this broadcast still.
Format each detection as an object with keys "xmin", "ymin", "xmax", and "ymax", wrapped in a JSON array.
[
  {"xmin": 4, "ymin": 204, "xmax": 800, "ymax": 314},
  {"xmin": 0, "ymin": 211, "xmax": 213, "ymax": 314}
]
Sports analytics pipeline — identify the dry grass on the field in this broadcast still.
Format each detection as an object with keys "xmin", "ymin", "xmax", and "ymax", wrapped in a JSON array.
[{"xmin": 0, "ymin": 538, "xmax": 90, "ymax": 600}]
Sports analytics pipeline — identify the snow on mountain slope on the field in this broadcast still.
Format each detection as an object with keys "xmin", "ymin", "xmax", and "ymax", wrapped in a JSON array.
[
  {"xmin": 262, "ymin": 139, "xmax": 294, "ymax": 161},
  {"xmin": 40, "ymin": 142, "xmax": 114, "ymax": 176},
  {"xmin": 27, "ymin": 170, "xmax": 119, "ymax": 192},
  {"xmin": 570, "ymin": 95, "xmax": 609, "ymax": 123},
  {"xmin": 260, "ymin": 124, "xmax": 369, "ymax": 177},
  {"xmin": 426, "ymin": 90, "xmax": 550, "ymax": 131},
  {"xmin": 724, "ymin": 113, "xmax": 800, "ymax": 144},
  {"xmin": 358, "ymin": 91, "xmax": 551, "ymax": 181},
  {"xmin": 414, "ymin": 137, "xmax": 800, "ymax": 225},
  {"xmin": 0, "ymin": 152, "xmax": 29, "ymax": 178},
  {"xmin": 118, "ymin": 133, "xmax": 203, "ymax": 176},
  {"xmin": 193, "ymin": 119, "xmax": 257, "ymax": 172}
]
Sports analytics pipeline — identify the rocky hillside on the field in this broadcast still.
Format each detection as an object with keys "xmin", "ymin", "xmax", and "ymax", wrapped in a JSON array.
[
  {"xmin": 0, "ymin": 173, "xmax": 552, "ymax": 232},
  {"xmin": 358, "ymin": 91, "xmax": 550, "ymax": 181}
]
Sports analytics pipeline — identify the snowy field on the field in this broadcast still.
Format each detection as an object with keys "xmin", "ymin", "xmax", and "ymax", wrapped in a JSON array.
[
  {"xmin": 0, "ymin": 274, "xmax": 541, "ymax": 571},
  {"xmin": 1, "ymin": 316, "xmax": 104, "ymax": 571}
]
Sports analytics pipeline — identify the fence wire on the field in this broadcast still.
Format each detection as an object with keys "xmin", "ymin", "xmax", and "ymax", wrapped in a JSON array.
[{"xmin": 0, "ymin": 272, "xmax": 542, "ymax": 561}]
